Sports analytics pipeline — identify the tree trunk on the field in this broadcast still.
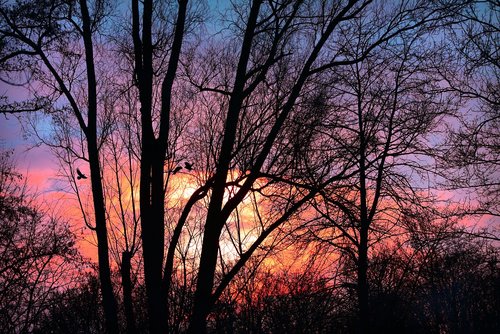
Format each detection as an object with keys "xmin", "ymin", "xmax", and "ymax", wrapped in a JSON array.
[
  {"xmin": 187, "ymin": 2, "xmax": 263, "ymax": 332},
  {"xmin": 121, "ymin": 251, "xmax": 137, "ymax": 334},
  {"xmin": 163, "ymin": 184, "xmax": 210, "ymax": 329},
  {"xmin": 150, "ymin": 155, "xmax": 169, "ymax": 333},
  {"xmin": 357, "ymin": 225, "xmax": 369, "ymax": 334},
  {"xmin": 356, "ymin": 58, "xmax": 370, "ymax": 334},
  {"xmin": 133, "ymin": 0, "xmax": 187, "ymax": 331},
  {"xmin": 88, "ymin": 142, "xmax": 119, "ymax": 334},
  {"xmin": 79, "ymin": 0, "xmax": 119, "ymax": 332},
  {"xmin": 140, "ymin": 149, "xmax": 168, "ymax": 334}
]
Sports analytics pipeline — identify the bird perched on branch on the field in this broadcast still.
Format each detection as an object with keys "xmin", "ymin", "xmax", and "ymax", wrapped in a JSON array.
[
  {"xmin": 76, "ymin": 168, "xmax": 87, "ymax": 180},
  {"xmin": 184, "ymin": 162, "xmax": 193, "ymax": 171}
]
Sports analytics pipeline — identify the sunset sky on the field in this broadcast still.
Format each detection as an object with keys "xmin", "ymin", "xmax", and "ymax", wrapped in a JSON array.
[{"xmin": 1, "ymin": 1, "xmax": 498, "ymax": 333}]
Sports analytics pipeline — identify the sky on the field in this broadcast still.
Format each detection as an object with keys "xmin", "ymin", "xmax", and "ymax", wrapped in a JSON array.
[{"xmin": 0, "ymin": 83, "xmax": 58, "ymax": 187}]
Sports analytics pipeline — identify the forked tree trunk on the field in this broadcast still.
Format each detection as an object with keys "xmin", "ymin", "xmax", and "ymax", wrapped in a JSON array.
[{"xmin": 133, "ymin": 0, "xmax": 188, "ymax": 331}]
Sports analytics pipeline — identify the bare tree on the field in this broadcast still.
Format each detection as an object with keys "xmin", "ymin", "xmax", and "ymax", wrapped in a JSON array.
[
  {"xmin": 437, "ymin": 0, "xmax": 499, "ymax": 218},
  {"xmin": 1, "ymin": 0, "xmax": 481, "ymax": 333},
  {"xmin": 0, "ymin": 1, "xmax": 119, "ymax": 332},
  {"xmin": 129, "ymin": 0, "xmax": 191, "ymax": 331},
  {"xmin": 0, "ymin": 150, "xmax": 83, "ymax": 333},
  {"xmin": 366, "ymin": 217, "xmax": 500, "ymax": 333},
  {"xmin": 102, "ymin": 94, "xmax": 141, "ymax": 334},
  {"xmin": 301, "ymin": 15, "xmax": 460, "ymax": 331},
  {"xmin": 182, "ymin": 1, "xmax": 467, "ymax": 331}
]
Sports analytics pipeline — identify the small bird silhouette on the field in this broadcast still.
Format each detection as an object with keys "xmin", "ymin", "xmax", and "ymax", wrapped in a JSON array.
[
  {"xmin": 172, "ymin": 166, "xmax": 182, "ymax": 174},
  {"xmin": 184, "ymin": 162, "xmax": 193, "ymax": 171},
  {"xmin": 76, "ymin": 168, "xmax": 87, "ymax": 180}
]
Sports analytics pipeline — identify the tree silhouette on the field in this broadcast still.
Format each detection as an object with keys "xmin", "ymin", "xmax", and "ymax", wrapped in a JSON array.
[
  {"xmin": 438, "ymin": 0, "xmax": 500, "ymax": 218},
  {"xmin": 0, "ymin": 1, "xmax": 119, "ymax": 331},
  {"xmin": 0, "ymin": 150, "xmax": 83, "ymax": 333},
  {"xmin": 1, "ymin": 0, "xmax": 498, "ymax": 333}
]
